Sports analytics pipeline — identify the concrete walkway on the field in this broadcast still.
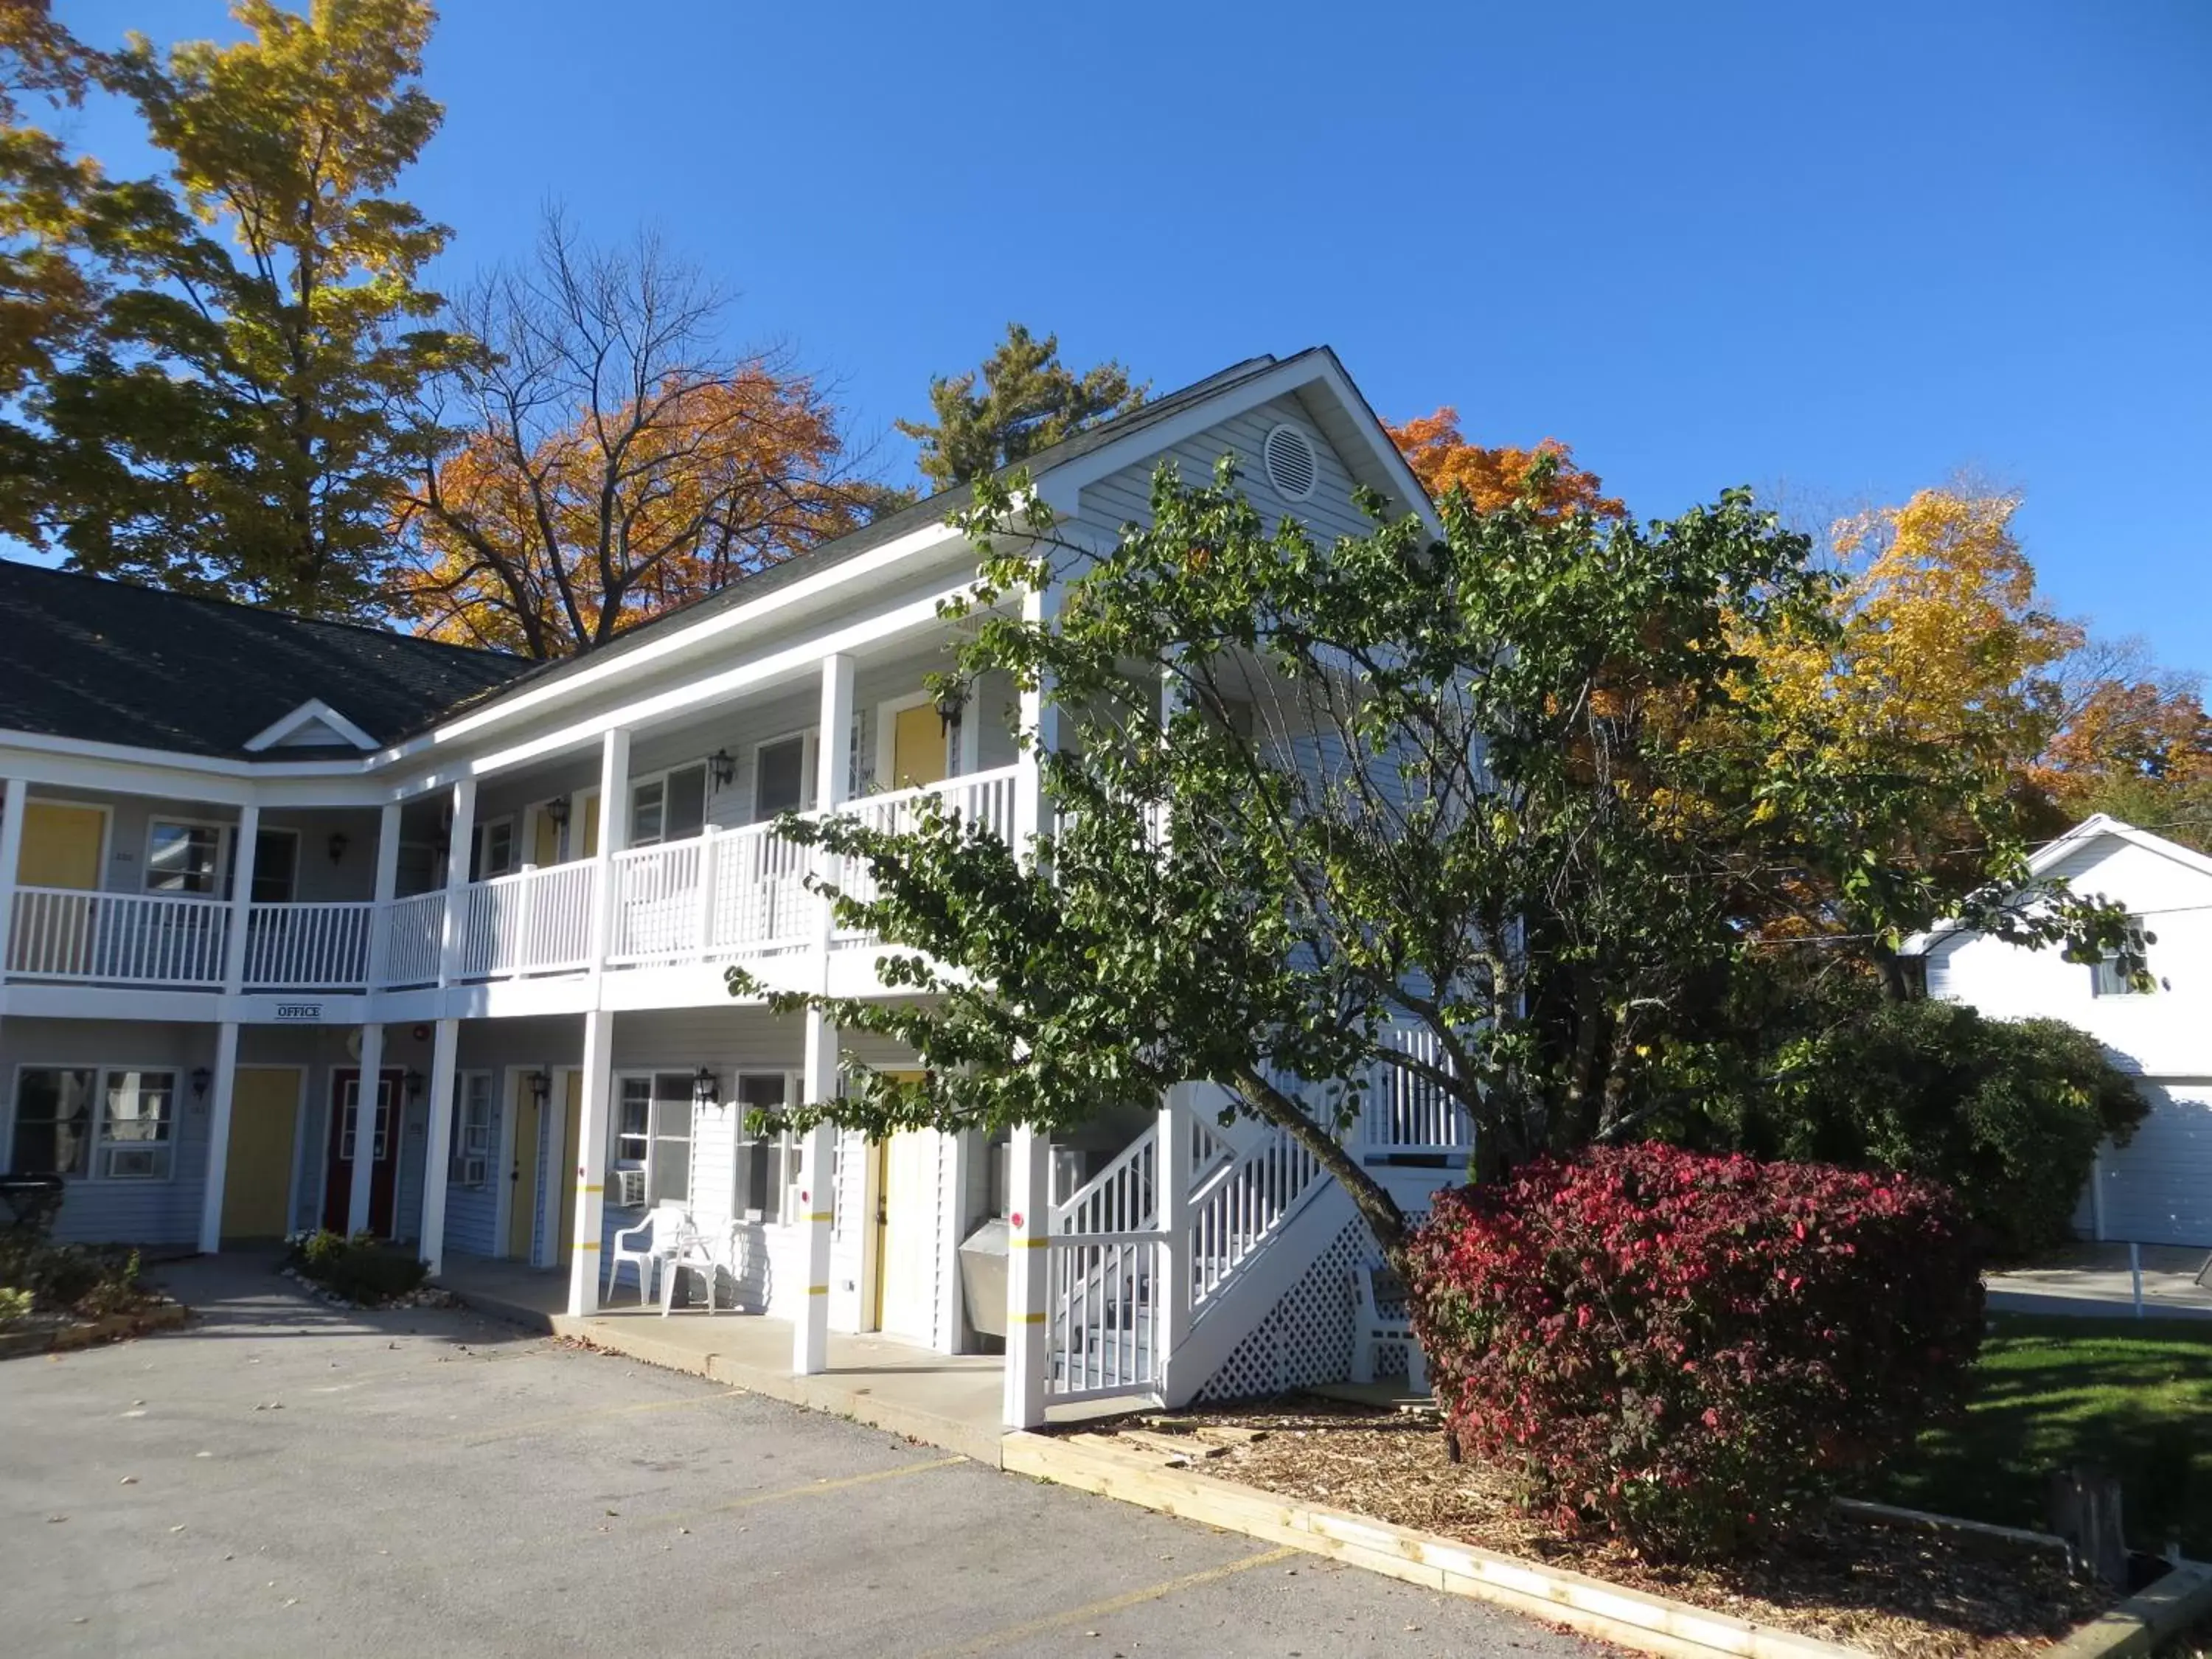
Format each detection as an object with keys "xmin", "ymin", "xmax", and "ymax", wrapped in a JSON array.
[
  {"xmin": 1986, "ymin": 1242, "xmax": 2212, "ymax": 1321},
  {"xmin": 437, "ymin": 1253, "xmax": 1122, "ymax": 1464}
]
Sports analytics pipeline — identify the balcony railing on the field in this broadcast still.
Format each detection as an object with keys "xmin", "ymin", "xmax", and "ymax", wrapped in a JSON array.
[{"xmin": 1, "ymin": 763, "xmax": 1029, "ymax": 996}]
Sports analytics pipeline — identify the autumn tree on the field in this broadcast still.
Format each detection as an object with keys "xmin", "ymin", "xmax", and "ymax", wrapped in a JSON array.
[
  {"xmin": 894, "ymin": 322, "xmax": 1145, "ymax": 491},
  {"xmin": 0, "ymin": 0, "xmax": 459, "ymax": 617},
  {"xmin": 393, "ymin": 215, "xmax": 877, "ymax": 658},
  {"xmin": 1386, "ymin": 406, "xmax": 1623, "ymax": 519}
]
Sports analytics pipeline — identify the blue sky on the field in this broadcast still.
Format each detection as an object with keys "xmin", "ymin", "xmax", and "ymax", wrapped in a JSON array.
[{"xmin": 52, "ymin": 1, "xmax": 2212, "ymax": 672}]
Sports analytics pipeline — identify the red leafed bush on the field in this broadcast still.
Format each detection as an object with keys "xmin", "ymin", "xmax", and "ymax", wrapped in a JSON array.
[{"xmin": 1405, "ymin": 1144, "xmax": 1983, "ymax": 1560}]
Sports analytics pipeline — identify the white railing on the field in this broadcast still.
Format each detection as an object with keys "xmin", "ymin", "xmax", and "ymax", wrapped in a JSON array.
[
  {"xmin": 1188, "ymin": 1120, "xmax": 1328, "ymax": 1310},
  {"xmin": 243, "ymin": 901, "xmax": 375, "ymax": 990},
  {"xmin": 455, "ymin": 862, "xmax": 597, "ymax": 981},
  {"xmin": 1047, "ymin": 1234, "xmax": 1160, "ymax": 1402},
  {"xmin": 376, "ymin": 891, "xmax": 445, "ymax": 988},
  {"xmin": 708, "ymin": 820, "xmax": 813, "ymax": 955},
  {"xmin": 827, "ymin": 765, "xmax": 1022, "ymax": 943},
  {"xmin": 608, "ymin": 839, "xmax": 704, "ymax": 964},
  {"xmin": 1362, "ymin": 1026, "xmax": 1474, "ymax": 1157},
  {"xmin": 6, "ymin": 888, "xmax": 229, "ymax": 986},
  {"xmin": 1054, "ymin": 1127, "xmax": 1156, "ymax": 1237}
]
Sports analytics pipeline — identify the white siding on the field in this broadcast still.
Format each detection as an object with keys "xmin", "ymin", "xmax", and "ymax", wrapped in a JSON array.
[{"xmin": 2091, "ymin": 1083, "xmax": 2212, "ymax": 1246}]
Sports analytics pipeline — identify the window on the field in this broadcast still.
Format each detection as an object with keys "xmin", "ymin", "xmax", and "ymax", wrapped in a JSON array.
[
  {"xmin": 754, "ymin": 734, "xmax": 812, "ymax": 819},
  {"xmin": 98, "ymin": 1071, "xmax": 176, "ymax": 1180},
  {"xmin": 448, "ymin": 1072, "xmax": 494, "ymax": 1189},
  {"xmin": 147, "ymin": 821, "xmax": 223, "ymax": 894},
  {"xmin": 613, "ymin": 1072, "xmax": 694, "ymax": 1207},
  {"xmin": 250, "ymin": 828, "xmax": 299, "ymax": 904},
  {"xmin": 469, "ymin": 818, "xmax": 516, "ymax": 881},
  {"xmin": 630, "ymin": 763, "xmax": 709, "ymax": 846},
  {"xmin": 10, "ymin": 1067, "xmax": 95, "ymax": 1176},
  {"xmin": 2089, "ymin": 920, "xmax": 2152, "ymax": 998},
  {"xmin": 735, "ymin": 1072, "xmax": 797, "ymax": 1223}
]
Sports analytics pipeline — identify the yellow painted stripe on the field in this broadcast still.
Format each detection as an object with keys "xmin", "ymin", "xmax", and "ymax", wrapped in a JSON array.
[
  {"xmin": 807, "ymin": 1211, "xmax": 835, "ymax": 1224},
  {"xmin": 1015, "ymin": 1237, "xmax": 1051, "ymax": 1249},
  {"xmin": 576, "ymin": 1241, "xmax": 599, "ymax": 1252},
  {"xmin": 807, "ymin": 1284, "xmax": 830, "ymax": 1295},
  {"xmin": 582, "ymin": 1184, "xmax": 604, "ymax": 1194},
  {"xmin": 1012, "ymin": 1310, "xmax": 1048, "ymax": 1324},
  {"xmin": 630, "ymin": 1455, "xmax": 964, "ymax": 1531},
  {"xmin": 913, "ymin": 1546, "xmax": 1300, "ymax": 1658}
]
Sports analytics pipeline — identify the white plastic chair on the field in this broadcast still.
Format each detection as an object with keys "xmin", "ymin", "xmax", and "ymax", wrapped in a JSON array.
[
  {"xmin": 605, "ymin": 1202, "xmax": 689, "ymax": 1307},
  {"xmin": 661, "ymin": 1222, "xmax": 738, "ymax": 1317},
  {"xmin": 1350, "ymin": 1262, "xmax": 1428, "ymax": 1394}
]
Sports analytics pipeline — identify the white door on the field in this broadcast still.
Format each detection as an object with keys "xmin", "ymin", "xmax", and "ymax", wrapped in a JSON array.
[
  {"xmin": 2095, "ymin": 1083, "xmax": 2212, "ymax": 1246},
  {"xmin": 875, "ymin": 1130, "xmax": 940, "ymax": 1343}
]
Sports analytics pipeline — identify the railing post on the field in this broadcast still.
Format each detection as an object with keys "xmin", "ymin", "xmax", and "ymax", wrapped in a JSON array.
[
  {"xmin": 587, "ymin": 731, "xmax": 630, "ymax": 981},
  {"xmin": 221, "ymin": 803, "xmax": 260, "ymax": 996},
  {"xmin": 0, "ymin": 777, "xmax": 26, "ymax": 979},
  {"xmin": 438, "ymin": 778, "xmax": 477, "ymax": 989},
  {"xmin": 1003, "ymin": 1124, "xmax": 1052, "ymax": 1428},
  {"xmin": 1157, "ymin": 1085, "xmax": 1192, "ymax": 1398},
  {"xmin": 693, "ymin": 832, "xmax": 720, "ymax": 959},
  {"xmin": 366, "ymin": 801, "xmax": 401, "ymax": 991},
  {"xmin": 796, "ymin": 654, "xmax": 853, "ymax": 1377},
  {"xmin": 566, "ymin": 1008, "xmax": 614, "ymax": 1317}
]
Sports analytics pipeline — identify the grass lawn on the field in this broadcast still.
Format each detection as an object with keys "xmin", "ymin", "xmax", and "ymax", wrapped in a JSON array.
[{"xmin": 1873, "ymin": 1312, "xmax": 2212, "ymax": 1559}]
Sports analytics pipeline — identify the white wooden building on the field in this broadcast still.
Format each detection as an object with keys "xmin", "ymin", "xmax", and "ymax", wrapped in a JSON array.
[
  {"xmin": 0, "ymin": 347, "xmax": 1471, "ymax": 1422},
  {"xmin": 1911, "ymin": 814, "xmax": 2212, "ymax": 1246}
]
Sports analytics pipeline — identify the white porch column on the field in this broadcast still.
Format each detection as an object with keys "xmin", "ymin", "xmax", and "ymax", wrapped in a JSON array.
[
  {"xmin": 588, "ymin": 729, "xmax": 630, "ymax": 978},
  {"xmin": 345, "ymin": 1021, "xmax": 385, "ymax": 1234},
  {"xmin": 1002, "ymin": 1124, "xmax": 1051, "ymax": 1429},
  {"xmin": 566, "ymin": 1008, "xmax": 614, "ymax": 1316},
  {"xmin": 364, "ymin": 801, "xmax": 401, "ymax": 991},
  {"xmin": 1157, "ymin": 1085, "xmax": 1192, "ymax": 1380},
  {"xmin": 417, "ymin": 1018, "xmax": 460, "ymax": 1276},
  {"xmin": 437, "ymin": 778, "xmax": 477, "ymax": 987},
  {"xmin": 195, "ymin": 1022, "xmax": 242, "ymax": 1253},
  {"xmin": 0, "ymin": 776, "xmax": 29, "ymax": 984},
  {"xmin": 220, "ymin": 804, "xmax": 260, "ymax": 995},
  {"xmin": 794, "ymin": 653, "xmax": 854, "ymax": 1376}
]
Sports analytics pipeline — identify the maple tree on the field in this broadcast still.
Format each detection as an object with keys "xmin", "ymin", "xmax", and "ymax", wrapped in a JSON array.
[
  {"xmin": 1385, "ymin": 406, "xmax": 1624, "ymax": 519},
  {"xmin": 0, "ymin": 0, "xmax": 457, "ymax": 617},
  {"xmin": 895, "ymin": 323, "xmax": 1144, "ymax": 491},
  {"xmin": 394, "ymin": 215, "xmax": 878, "ymax": 658}
]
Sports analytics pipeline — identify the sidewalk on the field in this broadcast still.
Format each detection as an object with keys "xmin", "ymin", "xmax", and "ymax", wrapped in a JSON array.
[{"xmin": 1985, "ymin": 1242, "xmax": 2212, "ymax": 1321}]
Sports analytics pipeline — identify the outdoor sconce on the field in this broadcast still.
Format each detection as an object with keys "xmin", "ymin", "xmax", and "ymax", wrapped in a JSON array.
[
  {"xmin": 526, "ymin": 1071, "xmax": 551, "ymax": 1107},
  {"xmin": 545, "ymin": 796, "xmax": 571, "ymax": 827},
  {"xmin": 708, "ymin": 748, "xmax": 736, "ymax": 792},
  {"xmin": 327, "ymin": 831, "xmax": 348, "ymax": 866},
  {"xmin": 932, "ymin": 676, "xmax": 970, "ymax": 737},
  {"xmin": 403, "ymin": 1070, "xmax": 424, "ymax": 1104},
  {"xmin": 189, "ymin": 1067, "xmax": 211, "ymax": 1101},
  {"xmin": 691, "ymin": 1067, "xmax": 721, "ymax": 1110}
]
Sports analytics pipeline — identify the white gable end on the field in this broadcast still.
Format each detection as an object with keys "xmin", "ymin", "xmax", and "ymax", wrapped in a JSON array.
[{"xmin": 243, "ymin": 697, "xmax": 380, "ymax": 753}]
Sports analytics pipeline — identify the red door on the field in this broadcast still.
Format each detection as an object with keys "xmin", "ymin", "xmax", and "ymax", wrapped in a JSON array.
[{"xmin": 321, "ymin": 1069, "xmax": 402, "ymax": 1236}]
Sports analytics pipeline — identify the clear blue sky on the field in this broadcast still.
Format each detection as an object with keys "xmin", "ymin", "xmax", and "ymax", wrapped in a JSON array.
[{"xmin": 52, "ymin": 0, "xmax": 2212, "ymax": 673}]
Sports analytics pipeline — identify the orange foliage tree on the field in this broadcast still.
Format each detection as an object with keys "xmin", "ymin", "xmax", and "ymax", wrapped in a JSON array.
[
  {"xmin": 1385, "ymin": 406, "xmax": 1624, "ymax": 520},
  {"xmin": 392, "ymin": 215, "xmax": 879, "ymax": 658}
]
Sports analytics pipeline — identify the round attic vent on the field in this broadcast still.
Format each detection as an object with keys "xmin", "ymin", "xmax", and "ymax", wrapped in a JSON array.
[{"xmin": 1262, "ymin": 422, "xmax": 1317, "ymax": 501}]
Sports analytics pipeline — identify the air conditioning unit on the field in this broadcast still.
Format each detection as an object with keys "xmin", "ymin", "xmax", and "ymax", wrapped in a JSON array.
[{"xmin": 613, "ymin": 1169, "xmax": 646, "ymax": 1207}]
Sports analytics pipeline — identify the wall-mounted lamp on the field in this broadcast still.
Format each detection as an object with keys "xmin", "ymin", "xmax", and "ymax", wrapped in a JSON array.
[
  {"xmin": 708, "ymin": 748, "xmax": 736, "ymax": 792},
  {"xmin": 691, "ymin": 1066, "xmax": 721, "ymax": 1110},
  {"xmin": 526, "ymin": 1070, "xmax": 551, "ymax": 1107},
  {"xmin": 403, "ymin": 1069, "xmax": 424, "ymax": 1105},
  {"xmin": 189, "ymin": 1067, "xmax": 212, "ymax": 1101},
  {"xmin": 327, "ymin": 830, "xmax": 349, "ymax": 866},
  {"xmin": 932, "ymin": 676, "xmax": 970, "ymax": 737},
  {"xmin": 545, "ymin": 796, "xmax": 571, "ymax": 828}
]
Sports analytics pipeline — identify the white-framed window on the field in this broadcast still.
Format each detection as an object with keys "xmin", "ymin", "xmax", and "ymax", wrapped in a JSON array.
[
  {"xmin": 734, "ymin": 1071, "xmax": 799, "ymax": 1224},
  {"xmin": 631, "ymin": 762, "xmax": 709, "ymax": 847},
  {"xmin": 99, "ymin": 1070, "xmax": 176, "ymax": 1180},
  {"xmin": 448, "ymin": 1071, "xmax": 495, "ymax": 1189},
  {"xmin": 8, "ymin": 1065, "xmax": 96, "ymax": 1176},
  {"xmin": 613, "ymin": 1071, "xmax": 694, "ymax": 1207},
  {"xmin": 250, "ymin": 827, "xmax": 299, "ymax": 904},
  {"xmin": 2090, "ymin": 926, "xmax": 2152, "ymax": 998},
  {"xmin": 147, "ymin": 819, "xmax": 226, "ymax": 895},
  {"xmin": 470, "ymin": 817, "xmax": 517, "ymax": 881},
  {"xmin": 7, "ymin": 1066, "xmax": 178, "ymax": 1181},
  {"xmin": 752, "ymin": 732, "xmax": 815, "ymax": 821}
]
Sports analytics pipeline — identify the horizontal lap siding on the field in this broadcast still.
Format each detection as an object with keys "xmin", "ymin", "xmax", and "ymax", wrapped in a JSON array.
[{"xmin": 2095, "ymin": 1084, "xmax": 2212, "ymax": 1245}]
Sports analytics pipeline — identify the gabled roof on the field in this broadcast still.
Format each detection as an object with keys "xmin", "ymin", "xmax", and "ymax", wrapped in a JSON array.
[
  {"xmin": 1902, "ymin": 813, "xmax": 2212, "ymax": 955},
  {"xmin": 0, "ymin": 560, "xmax": 526, "ymax": 759}
]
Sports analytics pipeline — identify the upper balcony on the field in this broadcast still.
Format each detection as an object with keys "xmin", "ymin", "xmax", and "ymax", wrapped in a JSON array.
[{"xmin": 1, "ymin": 765, "xmax": 1023, "ymax": 1003}]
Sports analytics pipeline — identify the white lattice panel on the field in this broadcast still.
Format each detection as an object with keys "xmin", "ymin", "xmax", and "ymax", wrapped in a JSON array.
[{"xmin": 1196, "ymin": 1214, "xmax": 1372, "ymax": 1402}]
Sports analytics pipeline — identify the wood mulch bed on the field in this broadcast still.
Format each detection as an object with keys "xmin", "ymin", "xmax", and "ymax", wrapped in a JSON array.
[{"xmin": 1107, "ymin": 1397, "xmax": 2111, "ymax": 1659}]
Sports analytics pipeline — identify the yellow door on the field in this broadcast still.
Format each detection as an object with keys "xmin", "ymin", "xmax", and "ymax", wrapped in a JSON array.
[
  {"xmin": 16, "ymin": 801, "xmax": 104, "ymax": 889},
  {"xmin": 221, "ymin": 1068, "xmax": 300, "ymax": 1239},
  {"xmin": 876, "ymin": 1130, "xmax": 939, "ymax": 1341},
  {"xmin": 555, "ymin": 1069, "xmax": 582, "ymax": 1260},
  {"xmin": 506, "ymin": 1071, "xmax": 540, "ymax": 1259},
  {"xmin": 531, "ymin": 807, "xmax": 561, "ymax": 869},
  {"xmin": 890, "ymin": 704, "xmax": 947, "ymax": 790},
  {"xmin": 579, "ymin": 792, "xmax": 601, "ymax": 859}
]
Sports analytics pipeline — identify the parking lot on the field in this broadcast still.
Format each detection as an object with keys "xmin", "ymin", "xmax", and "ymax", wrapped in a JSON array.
[{"xmin": 0, "ymin": 1259, "xmax": 1590, "ymax": 1658}]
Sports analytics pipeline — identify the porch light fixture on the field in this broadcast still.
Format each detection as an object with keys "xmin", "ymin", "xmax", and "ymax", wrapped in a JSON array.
[
  {"xmin": 526, "ymin": 1071, "xmax": 551, "ymax": 1107},
  {"xmin": 691, "ymin": 1067, "xmax": 721, "ymax": 1110},
  {"xmin": 403, "ymin": 1070, "xmax": 424, "ymax": 1104},
  {"xmin": 189, "ymin": 1067, "xmax": 211, "ymax": 1101},
  {"xmin": 545, "ymin": 796, "xmax": 571, "ymax": 828},
  {"xmin": 327, "ymin": 830, "xmax": 348, "ymax": 865},
  {"xmin": 932, "ymin": 676, "xmax": 970, "ymax": 737},
  {"xmin": 708, "ymin": 748, "xmax": 735, "ymax": 792}
]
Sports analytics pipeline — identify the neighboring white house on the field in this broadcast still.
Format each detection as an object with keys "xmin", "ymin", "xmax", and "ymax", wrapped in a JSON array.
[
  {"xmin": 1910, "ymin": 814, "xmax": 2212, "ymax": 1247},
  {"xmin": 0, "ymin": 346, "xmax": 1467, "ymax": 1424}
]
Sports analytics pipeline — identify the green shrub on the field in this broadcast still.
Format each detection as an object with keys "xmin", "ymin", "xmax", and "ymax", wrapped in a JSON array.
[
  {"xmin": 287, "ymin": 1229, "xmax": 426, "ymax": 1305},
  {"xmin": 0, "ymin": 1286, "xmax": 31, "ymax": 1326},
  {"xmin": 1406, "ymin": 1144, "xmax": 1984, "ymax": 1562}
]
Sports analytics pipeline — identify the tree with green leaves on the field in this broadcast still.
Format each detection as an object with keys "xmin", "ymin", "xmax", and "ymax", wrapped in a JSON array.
[
  {"xmin": 0, "ymin": 0, "xmax": 458, "ymax": 618},
  {"xmin": 731, "ymin": 456, "xmax": 2143, "ymax": 1255},
  {"xmin": 894, "ymin": 322, "xmax": 1145, "ymax": 491}
]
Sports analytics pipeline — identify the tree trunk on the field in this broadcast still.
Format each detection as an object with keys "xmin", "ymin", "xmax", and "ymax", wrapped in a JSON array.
[{"xmin": 1231, "ymin": 1065, "xmax": 1408, "ymax": 1259}]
